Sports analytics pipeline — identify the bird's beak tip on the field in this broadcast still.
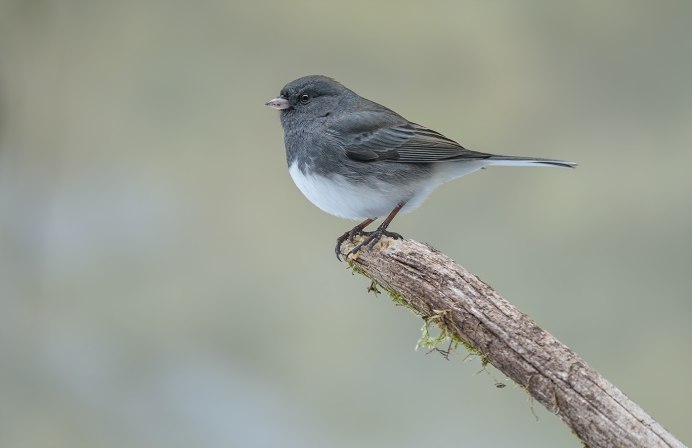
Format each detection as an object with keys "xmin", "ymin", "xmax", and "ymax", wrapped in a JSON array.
[{"xmin": 265, "ymin": 97, "xmax": 290, "ymax": 110}]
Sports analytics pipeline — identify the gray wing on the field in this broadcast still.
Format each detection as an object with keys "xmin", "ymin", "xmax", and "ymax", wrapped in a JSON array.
[{"xmin": 328, "ymin": 111, "xmax": 492, "ymax": 163}]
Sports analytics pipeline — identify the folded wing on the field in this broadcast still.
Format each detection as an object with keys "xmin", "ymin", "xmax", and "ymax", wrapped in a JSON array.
[{"xmin": 328, "ymin": 111, "xmax": 492, "ymax": 164}]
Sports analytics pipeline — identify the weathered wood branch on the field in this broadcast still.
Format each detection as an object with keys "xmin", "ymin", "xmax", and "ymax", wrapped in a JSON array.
[{"xmin": 340, "ymin": 238, "xmax": 685, "ymax": 448}]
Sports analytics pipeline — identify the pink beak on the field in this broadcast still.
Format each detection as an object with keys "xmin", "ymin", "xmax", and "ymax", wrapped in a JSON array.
[{"xmin": 265, "ymin": 97, "xmax": 290, "ymax": 110}]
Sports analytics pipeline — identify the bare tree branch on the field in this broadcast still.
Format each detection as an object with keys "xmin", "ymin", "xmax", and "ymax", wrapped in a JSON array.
[{"xmin": 340, "ymin": 238, "xmax": 685, "ymax": 448}]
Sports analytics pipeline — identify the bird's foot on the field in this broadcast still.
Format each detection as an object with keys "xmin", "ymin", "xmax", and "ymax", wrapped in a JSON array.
[
  {"xmin": 335, "ymin": 225, "xmax": 372, "ymax": 261},
  {"xmin": 335, "ymin": 218, "xmax": 377, "ymax": 261},
  {"xmin": 335, "ymin": 208, "xmax": 404, "ymax": 261},
  {"xmin": 347, "ymin": 228, "xmax": 402, "ymax": 259}
]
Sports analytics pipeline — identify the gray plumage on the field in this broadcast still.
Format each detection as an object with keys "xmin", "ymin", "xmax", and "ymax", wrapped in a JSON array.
[{"xmin": 266, "ymin": 75, "xmax": 575, "ymax": 259}]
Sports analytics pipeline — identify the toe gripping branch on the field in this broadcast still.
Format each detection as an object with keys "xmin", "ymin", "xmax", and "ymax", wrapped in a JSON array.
[{"xmin": 335, "ymin": 203, "xmax": 405, "ymax": 261}]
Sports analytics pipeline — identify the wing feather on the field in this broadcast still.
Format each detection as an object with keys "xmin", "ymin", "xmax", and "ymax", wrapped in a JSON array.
[{"xmin": 328, "ymin": 111, "xmax": 491, "ymax": 163}]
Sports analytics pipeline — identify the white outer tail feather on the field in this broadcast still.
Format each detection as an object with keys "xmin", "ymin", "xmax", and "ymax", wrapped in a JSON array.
[{"xmin": 486, "ymin": 157, "xmax": 577, "ymax": 168}]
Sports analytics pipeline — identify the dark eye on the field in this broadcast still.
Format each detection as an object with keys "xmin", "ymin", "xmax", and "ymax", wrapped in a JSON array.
[{"xmin": 299, "ymin": 94, "xmax": 310, "ymax": 104}]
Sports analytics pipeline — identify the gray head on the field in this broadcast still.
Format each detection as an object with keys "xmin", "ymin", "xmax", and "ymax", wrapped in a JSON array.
[{"xmin": 266, "ymin": 75, "xmax": 355, "ymax": 127}]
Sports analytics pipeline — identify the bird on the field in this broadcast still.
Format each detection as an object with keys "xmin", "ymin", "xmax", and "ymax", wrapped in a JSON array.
[{"xmin": 266, "ymin": 75, "xmax": 575, "ymax": 260}]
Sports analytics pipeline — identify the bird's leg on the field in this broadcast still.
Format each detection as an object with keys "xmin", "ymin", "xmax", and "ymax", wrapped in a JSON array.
[
  {"xmin": 348, "ymin": 203, "xmax": 405, "ymax": 258},
  {"xmin": 335, "ymin": 218, "xmax": 375, "ymax": 260}
]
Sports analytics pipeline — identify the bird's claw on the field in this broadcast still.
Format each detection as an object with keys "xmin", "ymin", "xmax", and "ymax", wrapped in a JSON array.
[
  {"xmin": 335, "ymin": 228, "xmax": 371, "ymax": 261},
  {"xmin": 334, "ymin": 210, "xmax": 402, "ymax": 261},
  {"xmin": 347, "ymin": 229, "xmax": 402, "ymax": 258}
]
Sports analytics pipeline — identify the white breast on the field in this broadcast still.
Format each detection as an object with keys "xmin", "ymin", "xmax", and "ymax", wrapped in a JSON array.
[
  {"xmin": 288, "ymin": 164, "xmax": 406, "ymax": 220},
  {"xmin": 288, "ymin": 161, "xmax": 489, "ymax": 221}
]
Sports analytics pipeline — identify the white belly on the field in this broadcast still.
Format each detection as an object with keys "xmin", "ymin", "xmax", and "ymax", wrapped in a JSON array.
[
  {"xmin": 288, "ymin": 161, "xmax": 488, "ymax": 220},
  {"xmin": 288, "ymin": 164, "xmax": 402, "ymax": 219}
]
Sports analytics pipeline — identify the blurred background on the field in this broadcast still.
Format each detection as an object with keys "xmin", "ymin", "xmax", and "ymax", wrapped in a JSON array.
[{"xmin": 1, "ymin": 1, "xmax": 690, "ymax": 447}]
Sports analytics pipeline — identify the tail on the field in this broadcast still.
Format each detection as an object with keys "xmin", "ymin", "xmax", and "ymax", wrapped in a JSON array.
[{"xmin": 486, "ymin": 155, "xmax": 577, "ymax": 169}]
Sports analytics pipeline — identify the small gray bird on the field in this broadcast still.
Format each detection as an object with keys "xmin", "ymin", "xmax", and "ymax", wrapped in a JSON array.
[{"xmin": 266, "ymin": 75, "xmax": 575, "ymax": 260}]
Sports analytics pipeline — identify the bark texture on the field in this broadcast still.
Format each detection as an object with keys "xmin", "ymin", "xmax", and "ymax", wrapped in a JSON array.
[{"xmin": 340, "ymin": 238, "xmax": 685, "ymax": 448}]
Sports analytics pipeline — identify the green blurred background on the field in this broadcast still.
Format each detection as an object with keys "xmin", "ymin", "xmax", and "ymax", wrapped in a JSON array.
[{"xmin": 1, "ymin": 1, "xmax": 690, "ymax": 447}]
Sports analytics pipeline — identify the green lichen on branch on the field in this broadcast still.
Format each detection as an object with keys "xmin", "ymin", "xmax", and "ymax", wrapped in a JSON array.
[
  {"xmin": 416, "ymin": 313, "xmax": 459, "ymax": 357},
  {"xmin": 347, "ymin": 260, "xmax": 481, "ymax": 360},
  {"xmin": 415, "ymin": 310, "xmax": 486, "ymax": 361},
  {"xmin": 347, "ymin": 260, "xmax": 409, "ymax": 308}
]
